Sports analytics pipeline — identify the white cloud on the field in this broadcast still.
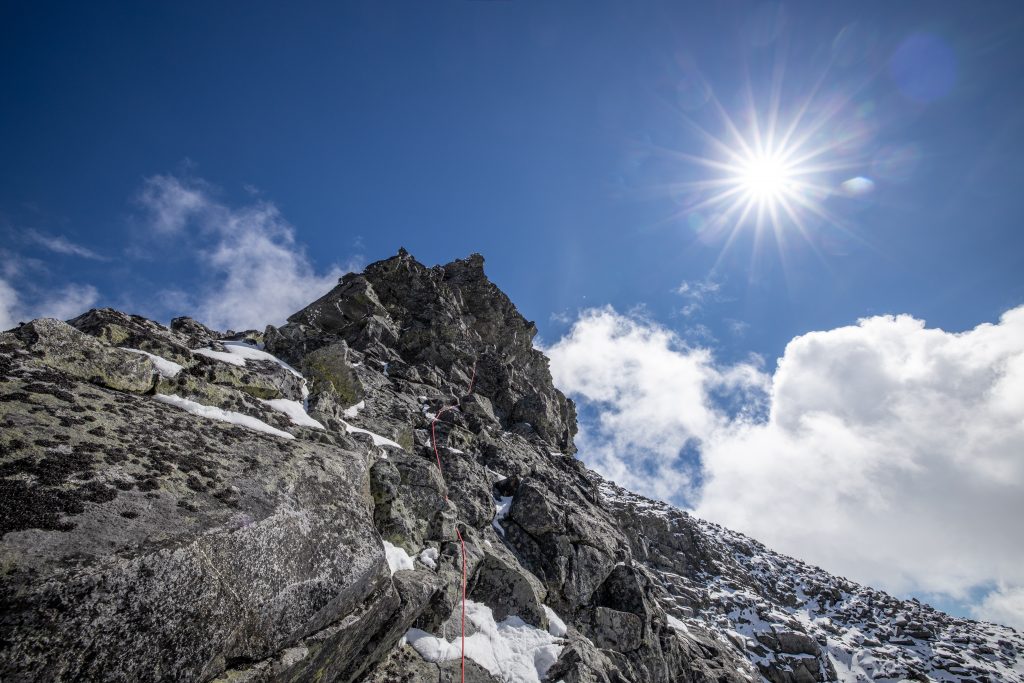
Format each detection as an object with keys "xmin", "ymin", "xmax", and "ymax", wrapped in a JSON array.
[
  {"xmin": 0, "ymin": 277, "xmax": 98, "ymax": 331},
  {"xmin": 699, "ymin": 308, "xmax": 1024, "ymax": 600},
  {"xmin": 548, "ymin": 305, "xmax": 1024, "ymax": 629},
  {"xmin": 546, "ymin": 306, "xmax": 767, "ymax": 503},
  {"xmin": 138, "ymin": 175, "xmax": 208, "ymax": 235},
  {"xmin": 0, "ymin": 278, "xmax": 18, "ymax": 331},
  {"xmin": 25, "ymin": 230, "xmax": 106, "ymax": 260},
  {"xmin": 33, "ymin": 284, "xmax": 100, "ymax": 321},
  {"xmin": 137, "ymin": 174, "xmax": 357, "ymax": 331},
  {"xmin": 676, "ymin": 278, "xmax": 720, "ymax": 298},
  {"xmin": 675, "ymin": 277, "xmax": 721, "ymax": 317},
  {"xmin": 725, "ymin": 318, "xmax": 749, "ymax": 336},
  {"xmin": 972, "ymin": 585, "xmax": 1024, "ymax": 630}
]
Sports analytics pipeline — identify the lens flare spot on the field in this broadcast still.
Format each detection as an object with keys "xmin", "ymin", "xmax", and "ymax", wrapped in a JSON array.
[{"xmin": 841, "ymin": 176, "xmax": 875, "ymax": 196}]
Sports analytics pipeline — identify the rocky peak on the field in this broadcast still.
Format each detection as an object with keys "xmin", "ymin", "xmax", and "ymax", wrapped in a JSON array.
[
  {"xmin": 272, "ymin": 250, "xmax": 577, "ymax": 453},
  {"xmin": 1, "ymin": 250, "xmax": 1021, "ymax": 683}
]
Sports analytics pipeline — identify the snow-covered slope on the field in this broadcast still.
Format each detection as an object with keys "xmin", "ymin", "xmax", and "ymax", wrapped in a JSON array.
[{"xmin": 599, "ymin": 480, "xmax": 1024, "ymax": 683}]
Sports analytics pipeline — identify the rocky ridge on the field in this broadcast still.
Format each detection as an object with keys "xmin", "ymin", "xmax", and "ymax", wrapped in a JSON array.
[{"xmin": 0, "ymin": 249, "xmax": 1021, "ymax": 683}]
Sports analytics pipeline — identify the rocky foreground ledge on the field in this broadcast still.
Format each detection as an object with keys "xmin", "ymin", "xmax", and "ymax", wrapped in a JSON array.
[{"xmin": 1, "ymin": 250, "xmax": 1021, "ymax": 683}]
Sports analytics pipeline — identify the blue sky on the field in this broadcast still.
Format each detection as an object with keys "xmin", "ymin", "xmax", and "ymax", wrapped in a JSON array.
[{"xmin": 3, "ymin": 2, "xmax": 1024, "ymax": 626}]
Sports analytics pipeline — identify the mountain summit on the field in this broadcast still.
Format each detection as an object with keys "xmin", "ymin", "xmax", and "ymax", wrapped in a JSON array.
[{"xmin": 1, "ymin": 250, "xmax": 1020, "ymax": 682}]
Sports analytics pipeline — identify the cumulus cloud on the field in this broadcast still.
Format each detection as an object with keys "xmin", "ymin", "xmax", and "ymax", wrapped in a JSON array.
[
  {"xmin": 972, "ymin": 586, "xmax": 1024, "ymax": 630},
  {"xmin": 137, "ymin": 175, "xmax": 357, "ymax": 331},
  {"xmin": 548, "ymin": 305, "xmax": 1024, "ymax": 628},
  {"xmin": 546, "ymin": 307, "xmax": 767, "ymax": 502}
]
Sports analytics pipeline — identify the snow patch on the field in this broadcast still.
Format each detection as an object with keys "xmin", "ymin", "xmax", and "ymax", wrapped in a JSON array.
[
  {"xmin": 382, "ymin": 541, "xmax": 415, "ymax": 574},
  {"xmin": 194, "ymin": 343, "xmax": 304, "ymax": 379},
  {"xmin": 543, "ymin": 606, "xmax": 568, "ymax": 637},
  {"xmin": 405, "ymin": 600, "xmax": 562, "ymax": 683},
  {"xmin": 667, "ymin": 615, "xmax": 689, "ymax": 633},
  {"xmin": 492, "ymin": 496, "xmax": 513, "ymax": 536},
  {"xmin": 122, "ymin": 348, "xmax": 183, "ymax": 378},
  {"xmin": 342, "ymin": 421, "xmax": 402, "ymax": 449},
  {"xmin": 419, "ymin": 547, "xmax": 439, "ymax": 570},
  {"xmin": 261, "ymin": 399, "xmax": 325, "ymax": 429},
  {"xmin": 222, "ymin": 342, "xmax": 304, "ymax": 377},
  {"xmin": 343, "ymin": 400, "xmax": 365, "ymax": 418},
  {"xmin": 194, "ymin": 347, "xmax": 245, "ymax": 366},
  {"xmin": 153, "ymin": 394, "xmax": 294, "ymax": 440}
]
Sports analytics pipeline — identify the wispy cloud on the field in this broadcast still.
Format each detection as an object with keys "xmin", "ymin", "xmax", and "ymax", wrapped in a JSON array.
[
  {"xmin": 0, "ymin": 276, "xmax": 98, "ymax": 331},
  {"xmin": 138, "ymin": 174, "xmax": 209, "ymax": 235},
  {"xmin": 25, "ymin": 230, "xmax": 107, "ymax": 260},
  {"xmin": 35, "ymin": 284, "xmax": 100, "ymax": 320},
  {"xmin": 0, "ymin": 251, "xmax": 100, "ymax": 330},
  {"xmin": 550, "ymin": 310, "xmax": 572, "ymax": 325},
  {"xmin": 549, "ymin": 304, "xmax": 1024, "ymax": 630},
  {"xmin": 0, "ymin": 278, "xmax": 18, "ymax": 331},
  {"xmin": 137, "ymin": 174, "xmax": 358, "ymax": 330},
  {"xmin": 675, "ymin": 277, "xmax": 722, "ymax": 316},
  {"xmin": 725, "ymin": 318, "xmax": 749, "ymax": 336}
]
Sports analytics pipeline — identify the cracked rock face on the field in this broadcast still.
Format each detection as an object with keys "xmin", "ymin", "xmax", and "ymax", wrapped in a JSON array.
[{"xmin": 1, "ymin": 250, "xmax": 1022, "ymax": 683}]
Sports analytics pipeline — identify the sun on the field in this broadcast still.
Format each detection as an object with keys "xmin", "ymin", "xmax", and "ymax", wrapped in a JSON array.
[
  {"xmin": 661, "ymin": 74, "xmax": 870, "ymax": 260},
  {"xmin": 684, "ymin": 128, "xmax": 828, "ymax": 243},
  {"xmin": 736, "ymin": 150, "xmax": 795, "ymax": 204}
]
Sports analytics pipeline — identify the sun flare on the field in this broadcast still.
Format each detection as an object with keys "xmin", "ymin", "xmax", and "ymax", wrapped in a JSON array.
[
  {"xmin": 664, "ymin": 75, "xmax": 869, "ymax": 259},
  {"xmin": 737, "ymin": 151, "xmax": 795, "ymax": 203}
]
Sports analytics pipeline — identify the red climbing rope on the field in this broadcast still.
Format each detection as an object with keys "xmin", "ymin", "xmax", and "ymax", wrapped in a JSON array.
[
  {"xmin": 428, "ymin": 360, "xmax": 476, "ymax": 683},
  {"xmin": 431, "ymin": 406, "xmax": 457, "ymax": 501},
  {"xmin": 455, "ymin": 526, "xmax": 467, "ymax": 683}
]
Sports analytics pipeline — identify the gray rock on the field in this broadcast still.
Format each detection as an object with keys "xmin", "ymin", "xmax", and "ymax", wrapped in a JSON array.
[
  {"xmin": 2, "ymin": 248, "xmax": 1022, "ymax": 683},
  {"xmin": 468, "ymin": 546, "xmax": 547, "ymax": 627},
  {"xmin": 303, "ymin": 342, "xmax": 365, "ymax": 408},
  {"xmin": 7, "ymin": 318, "xmax": 157, "ymax": 393},
  {"xmin": 0, "ymin": 354, "xmax": 388, "ymax": 680},
  {"xmin": 776, "ymin": 630, "xmax": 820, "ymax": 656}
]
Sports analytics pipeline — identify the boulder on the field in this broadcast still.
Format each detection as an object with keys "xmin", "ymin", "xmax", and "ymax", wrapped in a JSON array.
[
  {"xmin": 6, "ymin": 318, "xmax": 156, "ymax": 393},
  {"xmin": 468, "ymin": 547, "xmax": 548, "ymax": 627},
  {"xmin": 0, "ymin": 359, "xmax": 388, "ymax": 681}
]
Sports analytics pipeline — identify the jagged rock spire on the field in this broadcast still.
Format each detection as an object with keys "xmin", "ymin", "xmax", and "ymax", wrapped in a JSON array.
[{"xmin": 274, "ymin": 250, "xmax": 577, "ymax": 453}]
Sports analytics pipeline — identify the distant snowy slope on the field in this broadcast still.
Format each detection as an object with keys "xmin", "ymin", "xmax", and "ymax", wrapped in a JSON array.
[{"xmin": 598, "ymin": 480, "xmax": 1024, "ymax": 683}]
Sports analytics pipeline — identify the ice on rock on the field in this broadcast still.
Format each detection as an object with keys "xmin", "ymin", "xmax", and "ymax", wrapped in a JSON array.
[
  {"xmin": 342, "ymin": 421, "xmax": 402, "ymax": 449},
  {"xmin": 543, "ymin": 606, "xmax": 568, "ymax": 637},
  {"xmin": 492, "ymin": 496, "xmax": 513, "ymax": 536}
]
